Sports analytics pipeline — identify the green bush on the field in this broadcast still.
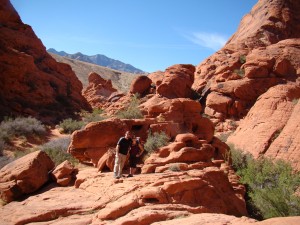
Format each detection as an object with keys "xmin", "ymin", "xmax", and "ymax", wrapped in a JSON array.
[
  {"xmin": 0, "ymin": 117, "xmax": 46, "ymax": 138},
  {"xmin": 41, "ymin": 136, "xmax": 78, "ymax": 166},
  {"xmin": 144, "ymin": 131, "xmax": 169, "ymax": 154},
  {"xmin": 229, "ymin": 145, "xmax": 300, "ymax": 219},
  {"xmin": 58, "ymin": 118, "xmax": 84, "ymax": 134},
  {"xmin": 116, "ymin": 94, "xmax": 143, "ymax": 119},
  {"xmin": 80, "ymin": 109, "xmax": 106, "ymax": 123}
]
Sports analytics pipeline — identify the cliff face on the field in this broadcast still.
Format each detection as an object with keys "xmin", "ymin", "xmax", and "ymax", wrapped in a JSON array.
[
  {"xmin": 0, "ymin": 0, "xmax": 91, "ymax": 124},
  {"xmin": 192, "ymin": 0, "xmax": 300, "ymax": 169}
]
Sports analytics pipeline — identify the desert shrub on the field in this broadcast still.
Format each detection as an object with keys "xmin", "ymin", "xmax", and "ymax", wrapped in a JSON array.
[
  {"xmin": 80, "ymin": 109, "xmax": 106, "ymax": 123},
  {"xmin": 116, "ymin": 94, "xmax": 143, "ymax": 119},
  {"xmin": 229, "ymin": 144, "xmax": 253, "ymax": 171},
  {"xmin": 169, "ymin": 164, "xmax": 181, "ymax": 172},
  {"xmin": 229, "ymin": 145, "xmax": 300, "ymax": 219},
  {"xmin": 0, "ymin": 117, "xmax": 46, "ymax": 138},
  {"xmin": 239, "ymin": 55, "xmax": 246, "ymax": 64},
  {"xmin": 144, "ymin": 131, "xmax": 169, "ymax": 154},
  {"xmin": 234, "ymin": 68, "xmax": 245, "ymax": 77},
  {"xmin": 41, "ymin": 136, "xmax": 78, "ymax": 166},
  {"xmin": 58, "ymin": 118, "xmax": 84, "ymax": 134}
]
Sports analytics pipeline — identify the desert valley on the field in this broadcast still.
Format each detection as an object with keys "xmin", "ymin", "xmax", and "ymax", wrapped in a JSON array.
[{"xmin": 0, "ymin": 0, "xmax": 300, "ymax": 224}]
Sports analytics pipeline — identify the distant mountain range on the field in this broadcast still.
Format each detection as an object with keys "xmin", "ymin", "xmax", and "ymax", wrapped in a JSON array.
[{"xmin": 47, "ymin": 48, "xmax": 145, "ymax": 74}]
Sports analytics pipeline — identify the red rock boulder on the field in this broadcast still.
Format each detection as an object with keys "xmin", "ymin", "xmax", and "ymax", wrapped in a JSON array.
[
  {"xmin": 157, "ymin": 64, "xmax": 195, "ymax": 98},
  {"xmin": 0, "ymin": 150, "xmax": 54, "ymax": 203},
  {"xmin": 129, "ymin": 75, "xmax": 152, "ymax": 96},
  {"xmin": 51, "ymin": 160, "xmax": 78, "ymax": 186}
]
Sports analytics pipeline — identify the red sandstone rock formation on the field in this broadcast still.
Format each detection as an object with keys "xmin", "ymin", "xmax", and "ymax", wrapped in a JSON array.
[
  {"xmin": 0, "ymin": 0, "xmax": 91, "ymax": 124},
  {"xmin": 157, "ymin": 64, "xmax": 195, "ymax": 98},
  {"xmin": 148, "ymin": 70, "xmax": 164, "ymax": 86},
  {"xmin": 82, "ymin": 72, "xmax": 121, "ymax": 109},
  {"xmin": 227, "ymin": 83, "xmax": 300, "ymax": 170},
  {"xmin": 129, "ymin": 75, "xmax": 152, "ymax": 96},
  {"xmin": 193, "ymin": 0, "xmax": 300, "ymax": 122},
  {"xmin": 0, "ymin": 150, "xmax": 54, "ymax": 203},
  {"xmin": 189, "ymin": 0, "xmax": 300, "ymax": 169}
]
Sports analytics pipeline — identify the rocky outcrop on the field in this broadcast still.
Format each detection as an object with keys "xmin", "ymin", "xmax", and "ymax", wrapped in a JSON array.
[
  {"xmin": 193, "ymin": 0, "xmax": 300, "ymax": 123},
  {"xmin": 157, "ymin": 64, "xmax": 195, "ymax": 98},
  {"xmin": 68, "ymin": 95, "xmax": 215, "ymax": 166},
  {"xmin": 82, "ymin": 72, "xmax": 121, "ymax": 109},
  {"xmin": 189, "ymin": 0, "xmax": 300, "ymax": 169},
  {"xmin": 0, "ymin": 0, "xmax": 91, "ymax": 124},
  {"xmin": 227, "ymin": 83, "xmax": 300, "ymax": 170},
  {"xmin": 1, "ymin": 166, "xmax": 300, "ymax": 224},
  {"xmin": 0, "ymin": 150, "xmax": 54, "ymax": 203},
  {"xmin": 0, "ymin": 167, "xmax": 249, "ymax": 225}
]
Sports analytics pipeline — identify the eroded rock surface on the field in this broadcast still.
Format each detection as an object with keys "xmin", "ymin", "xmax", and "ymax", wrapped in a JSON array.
[{"xmin": 0, "ymin": 150, "xmax": 54, "ymax": 203}]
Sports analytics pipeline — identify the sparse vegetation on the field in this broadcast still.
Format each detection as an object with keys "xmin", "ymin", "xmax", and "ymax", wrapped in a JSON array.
[
  {"xmin": 169, "ymin": 164, "xmax": 181, "ymax": 172},
  {"xmin": 41, "ymin": 136, "xmax": 78, "ymax": 166},
  {"xmin": 59, "ymin": 109, "xmax": 107, "ymax": 134},
  {"xmin": 58, "ymin": 118, "xmax": 84, "ymax": 134},
  {"xmin": 229, "ymin": 145, "xmax": 300, "ymax": 219},
  {"xmin": 116, "ymin": 94, "xmax": 143, "ymax": 119},
  {"xmin": 234, "ymin": 68, "xmax": 245, "ymax": 77},
  {"xmin": 239, "ymin": 55, "xmax": 246, "ymax": 64},
  {"xmin": 0, "ymin": 116, "xmax": 46, "ymax": 138},
  {"xmin": 217, "ymin": 132, "xmax": 233, "ymax": 142},
  {"xmin": 80, "ymin": 108, "xmax": 106, "ymax": 123},
  {"xmin": 144, "ymin": 131, "xmax": 169, "ymax": 154}
]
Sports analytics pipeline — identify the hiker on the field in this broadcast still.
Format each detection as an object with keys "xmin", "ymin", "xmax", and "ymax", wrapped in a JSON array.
[
  {"xmin": 113, "ymin": 131, "xmax": 132, "ymax": 179},
  {"xmin": 128, "ymin": 136, "xmax": 144, "ymax": 177}
]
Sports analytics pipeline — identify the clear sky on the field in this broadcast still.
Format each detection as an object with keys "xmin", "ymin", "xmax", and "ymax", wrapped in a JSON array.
[{"xmin": 11, "ymin": 0, "xmax": 258, "ymax": 73}]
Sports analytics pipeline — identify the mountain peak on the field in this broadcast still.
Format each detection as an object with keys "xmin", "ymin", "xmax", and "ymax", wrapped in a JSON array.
[{"xmin": 47, "ymin": 48, "xmax": 145, "ymax": 74}]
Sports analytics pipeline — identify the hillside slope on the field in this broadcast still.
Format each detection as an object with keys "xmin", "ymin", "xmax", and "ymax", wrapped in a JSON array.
[{"xmin": 49, "ymin": 53, "xmax": 140, "ymax": 93}]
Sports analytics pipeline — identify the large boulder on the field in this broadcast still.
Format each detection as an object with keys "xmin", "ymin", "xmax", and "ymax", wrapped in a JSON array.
[
  {"xmin": 0, "ymin": 150, "xmax": 54, "ymax": 203},
  {"xmin": 0, "ymin": 0, "xmax": 91, "ymax": 124},
  {"xmin": 129, "ymin": 75, "xmax": 152, "ymax": 96},
  {"xmin": 157, "ymin": 64, "xmax": 195, "ymax": 98},
  {"xmin": 51, "ymin": 160, "xmax": 78, "ymax": 186}
]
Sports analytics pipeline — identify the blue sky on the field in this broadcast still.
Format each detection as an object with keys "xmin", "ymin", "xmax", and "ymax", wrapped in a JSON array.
[{"xmin": 11, "ymin": 0, "xmax": 257, "ymax": 73}]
